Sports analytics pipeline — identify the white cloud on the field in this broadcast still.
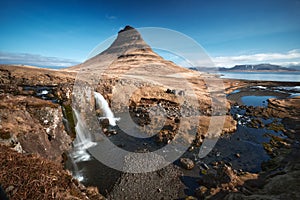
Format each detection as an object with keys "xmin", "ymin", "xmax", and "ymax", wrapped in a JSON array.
[
  {"xmin": 105, "ymin": 14, "xmax": 117, "ymax": 20},
  {"xmin": 212, "ymin": 49, "xmax": 300, "ymax": 67},
  {"xmin": 0, "ymin": 52, "xmax": 80, "ymax": 67}
]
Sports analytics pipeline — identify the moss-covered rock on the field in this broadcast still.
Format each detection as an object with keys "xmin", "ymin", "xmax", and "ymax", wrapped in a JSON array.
[{"xmin": 62, "ymin": 103, "xmax": 76, "ymax": 139}]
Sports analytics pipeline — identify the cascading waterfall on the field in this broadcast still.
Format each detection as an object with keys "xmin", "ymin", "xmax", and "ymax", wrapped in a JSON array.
[
  {"xmin": 68, "ymin": 91, "xmax": 120, "ymax": 181},
  {"xmin": 94, "ymin": 91, "xmax": 120, "ymax": 126},
  {"xmin": 71, "ymin": 108, "xmax": 96, "ymax": 163}
]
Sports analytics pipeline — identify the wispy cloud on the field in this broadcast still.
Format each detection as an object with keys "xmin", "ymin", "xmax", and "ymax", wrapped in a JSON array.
[
  {"xmin": 0, "ymin": 52, "xmax": 80, "ymax": 67},
  {"xmin": 212, "ymin": 49, "xmax": 300, "ymax": 67},
  {"xmin": 105, "ymin": 14, "xmax": 117, "ymax": 20}
]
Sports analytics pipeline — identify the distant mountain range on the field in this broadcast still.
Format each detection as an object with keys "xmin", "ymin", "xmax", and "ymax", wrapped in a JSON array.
[{"xmin": 190, "ymin": 64, "xmax": 300, "ymax": 72}]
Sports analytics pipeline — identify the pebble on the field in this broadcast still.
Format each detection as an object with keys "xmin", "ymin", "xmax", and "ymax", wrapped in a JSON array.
[
  {"xmin": 180, "ymin": 158, "xmax": 195, "ymax": 170},
  {"xmin": 235, "ymin": 153, "xmax": 241, "ymax": 158}
]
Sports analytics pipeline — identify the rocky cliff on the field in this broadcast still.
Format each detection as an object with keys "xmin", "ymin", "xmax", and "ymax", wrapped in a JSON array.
[{"xmin": 0, "ymin": 66, "xmax": 74, "ymax": 162}]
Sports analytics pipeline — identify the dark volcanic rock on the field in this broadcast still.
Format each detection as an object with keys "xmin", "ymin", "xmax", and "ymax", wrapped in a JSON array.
[{"xmin": 198, "ymin": 162, "xmax": 258, "ymax": 198}]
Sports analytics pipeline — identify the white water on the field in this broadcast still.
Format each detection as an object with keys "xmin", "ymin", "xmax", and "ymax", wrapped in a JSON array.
[
  {"xmin": 71, "ymin": 109, "xmax": 96, "ymax": 162},
  {"xmin": 69, "ymin": 92, "xmax": 119, "ymax": 181},
  {"xmin": 94, "ymin": 92, "xmax": 120, "ymax": 126}
]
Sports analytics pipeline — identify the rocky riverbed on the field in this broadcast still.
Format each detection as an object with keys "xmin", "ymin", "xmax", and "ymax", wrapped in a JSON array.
[{"xmin": 193, "ymin": 83, "xmax": 300, "ymax": 199}]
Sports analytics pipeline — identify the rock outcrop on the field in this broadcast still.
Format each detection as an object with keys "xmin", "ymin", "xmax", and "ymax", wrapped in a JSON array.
[{"xmin": 0, "ymin": 94, "xmax": 72, "ymax": 163}]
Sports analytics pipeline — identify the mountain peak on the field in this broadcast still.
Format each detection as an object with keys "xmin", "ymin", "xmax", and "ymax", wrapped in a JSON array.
[
  {"xmin": 101, "ymin": 25, "xmax": 150, "ymax": 55},
  {"xmin": 118, "ymin": 25, "xmax": 135, "ymax": 33},
  {"xmin": 67, "ymin": 26, "xmax": 191, "ymax": 75}
]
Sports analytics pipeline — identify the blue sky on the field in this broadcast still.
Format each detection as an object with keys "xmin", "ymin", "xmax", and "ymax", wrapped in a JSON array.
[{"xmin": 0, "ymin": 0, "xmax": 300, "ymax": 67}]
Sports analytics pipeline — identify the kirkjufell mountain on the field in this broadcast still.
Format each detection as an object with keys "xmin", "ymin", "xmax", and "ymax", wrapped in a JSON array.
[
  {"xmin": 66, "ymin": 25, "xmax": 192, "ymax": 76},
  {"xmin": 67, "ymin": 26, "xmax": 226, "ymax": 113}
]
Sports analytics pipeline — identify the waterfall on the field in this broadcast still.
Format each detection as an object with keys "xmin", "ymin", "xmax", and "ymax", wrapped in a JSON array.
[
  {"xmin": 94, "ymin": 91, "xmax": 120, "ymax": 126},
  {"xmin": 70, "ymin": 92, "xmax": 119, "ymax": 162},
  {"xmin": 71, "ymin": 109, "xmax": 96, "ymax": 162},
  {"xmin": 68, "ymin": 91, "xmax": 119, "ymax": 181}
]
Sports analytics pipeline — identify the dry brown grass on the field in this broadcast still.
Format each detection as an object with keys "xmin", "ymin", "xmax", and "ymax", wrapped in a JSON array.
[{"xmin": 0, "ymin": 145, "xmax": 104, "ymax": 200}]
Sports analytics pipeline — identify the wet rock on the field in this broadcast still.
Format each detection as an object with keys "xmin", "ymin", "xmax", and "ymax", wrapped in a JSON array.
[
  {"xmin": 99, "ymin": 118, "xmax": 110, "ymax": 128},
  {"xmin": 178, "ymin": 90, "xmax": 185, "ymax": 96},
  {"xmin": 198, "ymin": 161, "xmax": 259, "ymax": 196},
  {"xmin": 180, "ymin": 158, "xmax": 195, "ymax": 170},
  {"xmin": 217, "ymin": 165, "xmax": 236, "ymax": 183},
  {"xmin": 201, "ymin": 163, "xmax": 210, "ymax": 170},
  {"xmin": 195, "ymin": 186, "xmax": 208, "ymax": 199}
]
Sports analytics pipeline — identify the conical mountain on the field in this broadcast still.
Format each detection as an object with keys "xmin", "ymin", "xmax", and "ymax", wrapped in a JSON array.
[
  {"xmin": 101, "ymin": 25, "xmax": 151, "ymax": 55},
  {"xmin": 66, "ymin": 26, "xmax": 191, "ymax": 76}
]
